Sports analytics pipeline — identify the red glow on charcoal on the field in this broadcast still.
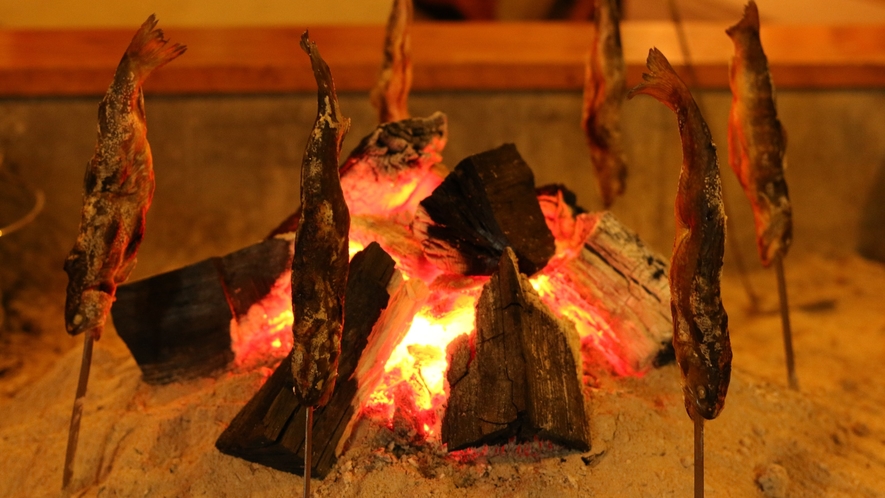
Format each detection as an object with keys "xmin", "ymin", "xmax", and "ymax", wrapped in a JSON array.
[
  {"xmin": 230, "ymin": 274, "xmax": 294, "ymax": 366},
  {"xmin": 363, "ymin": 291, "xmax": 479, "ymax": 439},
  {"xmin": 230, "ymin": 159, "xmax": 648, "ymax": 445},
  {"xmin": 348, "ymin": 239, "xmax": 366, "ymax": 260},
  {"xmin": 531, "ymin": 265, "xmax": 637, "ymax": 377}
]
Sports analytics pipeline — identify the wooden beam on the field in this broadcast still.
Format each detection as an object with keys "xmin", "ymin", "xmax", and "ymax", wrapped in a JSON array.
[{"xmin": 1, "ymin": 22, "xmax": 884, "ymax": 96}]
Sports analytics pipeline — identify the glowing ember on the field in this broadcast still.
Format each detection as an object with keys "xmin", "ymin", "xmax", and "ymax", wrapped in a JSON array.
[
  {"xmin": 364, "ymin": 294, "xmax": 477, "ymax": 428},
  {"xmin": 231, "ymin": 158, "xmax": 644, "ymax": 445},
  {"xmin": 531, "ymin": 266, "xmax": 636, "ymax": 376},
  {"xmin": 348, "ymin": 240, "xmax": 366, "ymax": 259}
]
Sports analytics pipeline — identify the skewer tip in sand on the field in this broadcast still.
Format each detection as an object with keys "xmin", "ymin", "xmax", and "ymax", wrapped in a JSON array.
[
  {"xmin": 303, "ymin": 406, "xmax": 314, "ymax": 497},
  {"xmin": 774, "ymin": 253, "xmax": 798, "ymax": 390},
  {"xmin": 62, "ymin": 328, "xmax": 97, "ymax": 489}
]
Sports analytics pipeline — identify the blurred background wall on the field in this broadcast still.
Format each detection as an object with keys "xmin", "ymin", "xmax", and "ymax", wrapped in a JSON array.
[
  {"xmin": 3, "ymin": 0, "xmax": 885, "ymax": 27},
  {"xmin": 3, "ymin": 88, "xmax": 884, "ymax": 286}
]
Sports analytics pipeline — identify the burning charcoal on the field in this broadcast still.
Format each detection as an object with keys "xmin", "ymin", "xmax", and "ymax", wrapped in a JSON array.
[
  {"xmin": 371, "ymin": 0, "xmax": 414, "ymax": 124},
  {"xmin": 112, "ymin": 237, "xmax": 293, "ymax": 384},
  {"xmin": 442, "ymin": 248, "xmax": 591, "ymax": 452},
  {"xmin": 536, "ymin": 184, "xmax": 590, "ymax": 252},
  {"xmin": 535, "ymin": 211, "xmax": 672, "ymax": 375},
  {"xmin": 414, "ymin": 144, "xmax": 556, "ymax": 276},
  {"xmin": 266, "ymin": 113, "xmax": 448, "ymax": 238},
  {"xmin": 216, "ymin": 243, "xmax": 430, "ymax": 479},
  {"xmin": 340, "ymin": 113, "xmax": 448, "ymax": 220}
]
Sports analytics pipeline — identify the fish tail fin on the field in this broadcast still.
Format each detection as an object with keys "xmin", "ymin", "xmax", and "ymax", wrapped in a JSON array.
[
  {"xmin": 726, "ymin": 1, "xmax": 760, "ymax": 38},
  {"xmin": 125, "ymin": 14, "xmax": 187, "ymax": 82},
  {"xmin": 627, "ymin": 48, "xmax": 687, "ymax": 113}
]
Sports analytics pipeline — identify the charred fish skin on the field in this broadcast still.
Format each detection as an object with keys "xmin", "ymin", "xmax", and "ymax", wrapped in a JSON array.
[
  {"xmin": 291, "ymin": 32, "xmax": 352, "ymax": 408},
  {"xmin": 726, "ymin": 1, "xmax": 792, "ymax": 266},
  {"xmin": 63, "ymin": 15, "xmax": 186, "ymax": 338},
  {"xmin": 582, "ymin": 0, "xmax": 628, "ymax": 208},
  {"xmin": 628, "ymin": 48, "xmax": 732, "ymax": 420}
]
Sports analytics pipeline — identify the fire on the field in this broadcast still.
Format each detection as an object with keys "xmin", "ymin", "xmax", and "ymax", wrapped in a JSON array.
[
  {"xmin": 363, "ymin": 286, "xmax": 479, "ymax": 437},
  {"xmin": 232, "ymin": 172, "xmax": 637, "ymax": 443},
  {"xmin": 348, "ymin": 239, "xmax": 365, "ymax": 259},
  {"xmin": 230, "ymin": 274, "xmax": 294, "ymax": 365},
  {"xmin": 531, "ymin": 266, "xmax": 635, "ymax": 377}
]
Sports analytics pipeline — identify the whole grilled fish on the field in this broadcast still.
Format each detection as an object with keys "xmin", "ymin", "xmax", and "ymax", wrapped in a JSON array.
[
  {"xmin": 582, "ymin": 0, "xmax": 628, "ymax": 208},
  {"xmin": 628, "ymin": 48, "xmax": 732, "ymax": 420},
  {"xmin": 371, "ymin": 0, "xmax": 413, "ymax": 124},
  {"xmin": 726, "ymin": 1, "xmax": 791, "ymax": 267},
  {"xmin": 63, "ymin": 15, "xmax": 185, "ymax": 339},
  {"xmin": 291, "ymin": 32, "xmax": 352, "ymax": 408}
]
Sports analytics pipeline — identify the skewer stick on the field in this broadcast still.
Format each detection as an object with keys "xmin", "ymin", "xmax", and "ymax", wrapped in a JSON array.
[
  {"xmin": 665, "ymin": 0, "xmax": 761, "ymax": 313},
  {"xmin": 303, "ymin": 406, "xmax": 314, "ymax": 497},
  {"xmin": 774, "ymin": 254, "xmax": 798, "ymax": 390},
  {"xmin": 694, "ymin": 413, "xmax": 704, "ymax": 498},
  {"xmin": 62, "ymin": 328, "xmax": 96, "ymax": 489}
]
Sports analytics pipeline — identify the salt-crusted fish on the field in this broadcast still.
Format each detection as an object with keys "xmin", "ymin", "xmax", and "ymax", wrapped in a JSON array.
[
  {"xmin": 628, "ymin": 48, "xmax": 732, "ymax": 420},
  {"xmin": 64, "ymin": 15, "xmax": 186, "ymax": 339},
  {"xmin": 63, "ymin": 16, "xmax": 184, "ymax": 489},
  {"xmin": 726, "ymin": 0, "xmax": 792, "ymax": 267},
  {"xmin": 291, "ymin": 32, "xmax": 352, "ymax": 408},
  {"xmin": 582, "ymin": 0, "xmax": 628, "ymax": 208}
]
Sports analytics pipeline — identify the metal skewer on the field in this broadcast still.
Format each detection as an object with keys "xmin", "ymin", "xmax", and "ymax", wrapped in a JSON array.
[
  {"xmin": 694, "ymin": 413, "xmax": 704, "ymax": 498},
  {"xmin": 62, "ymin": 328, "xmax": 96, "ymax": 489},
  {"xmin": 774, "ymin": 254, "xmax": 798, "ymax": 390},
  {"xmin": 303, "ymin": 406, "xmax": 313, "ymax": 497}
]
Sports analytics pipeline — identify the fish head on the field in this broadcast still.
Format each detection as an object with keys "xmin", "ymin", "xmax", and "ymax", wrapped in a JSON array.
[
  {"xmin": 682, "ymin": 351, "xmax": 732, "ymax": 420},
  {"xmin": 65, "ymin": 288, "xmax": 113, "ymax": 339}
]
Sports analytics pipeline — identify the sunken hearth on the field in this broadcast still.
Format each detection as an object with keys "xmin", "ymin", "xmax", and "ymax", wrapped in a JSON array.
[{"xmin": 111, "ymin": 116, "xmax": 673, "ymax": 478}]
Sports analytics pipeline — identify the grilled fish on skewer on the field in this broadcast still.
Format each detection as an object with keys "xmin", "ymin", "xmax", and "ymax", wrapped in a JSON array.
[
  {"xmin": 371, "ymin": 0, "xmax": 413, "ymax": 124},
  {"xmin": 728, "ymin": 0, "xmax": 797, "ymax": 390},
  {"xmin": 628, "ymin": 48, "xmax": 732, "ymax": 421},
  {"xmin": 64, "ymin": 15, "xmax": 185, "ymax": 339},
  {"xmin": 291, "ymin": 31, "xmax": 351, "ymax": 409},
  {"xmin": 582, "ymin": 0, "xmax": 628, "ymax": 208},
  {"xmin": 62, "ymin": 15, "xmax": 184, "ymax": 489},
  {"xmin": 726, "ymin": 0, "xmax": 792, "ymax": 267}
]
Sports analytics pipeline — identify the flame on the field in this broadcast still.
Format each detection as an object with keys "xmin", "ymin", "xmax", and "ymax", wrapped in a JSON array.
[
  {"xmin": 530, "ymin": 267, "xmax": 635, "ymax": 376},
  {"xmin": 363, "ymin": 292, "xmax": 478, "ymax": 437},
  {"xmin": 231, "ymin": 167, "xmax": 640, "ymax": 444},
  {"xmin": 348, "ymin": 239, "xmax": 365, "ymax": 259}
]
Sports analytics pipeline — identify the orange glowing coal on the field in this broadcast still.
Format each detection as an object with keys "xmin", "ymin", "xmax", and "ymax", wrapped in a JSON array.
[
  {"xmin": 232, "ymin": 232, "xmax": 633, "ymax": 440},
  {"xmin": 230, "ymin": 171, "xmax": 640, "ymax": 442},
  {"xmin": 362, "ymin": 289, "xmax": 479, "ymax": 437}
]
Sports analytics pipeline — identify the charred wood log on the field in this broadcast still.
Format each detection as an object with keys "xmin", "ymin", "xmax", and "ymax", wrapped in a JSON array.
[
  {"xmin": 414, "ymin": 144, "xmax": 556, "ymax": 276},
  {"xmin": 340, "ymin": 112, "xmax": 448, "ymax": 221},
  {"xmin": 442, "ymin": 248, "xmax": 591, "ymax": 452},
  {"xmin": 266, "ymin": 112, "xmax": 448, "ymax": 238},
  {"xmin": 111, "ymin": 236, "xmax": 293, "ymax": 384},
  {"xmin": 542, "ymin": 211, "xmax": 672, "ymax": 375},
  {"xmin": 216, "ymin": 243, "xmax": 430, "ymax": 478}
]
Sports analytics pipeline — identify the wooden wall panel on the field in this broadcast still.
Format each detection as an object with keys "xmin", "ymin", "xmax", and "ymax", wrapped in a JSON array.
[{"xmin": 2, "ymin": 22, "xmax": 884, "ymax": 96}]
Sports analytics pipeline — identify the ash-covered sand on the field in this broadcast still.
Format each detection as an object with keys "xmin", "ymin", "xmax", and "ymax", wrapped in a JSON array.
[{"xmin": 1, "ymin": 253, "xmax": 884, "ymax": 497}]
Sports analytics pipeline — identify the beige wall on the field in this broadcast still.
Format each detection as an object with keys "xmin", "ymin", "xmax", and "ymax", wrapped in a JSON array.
[{"xmin": 0, "ymin": 0, "xmax": 393, "ymax": 28}]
